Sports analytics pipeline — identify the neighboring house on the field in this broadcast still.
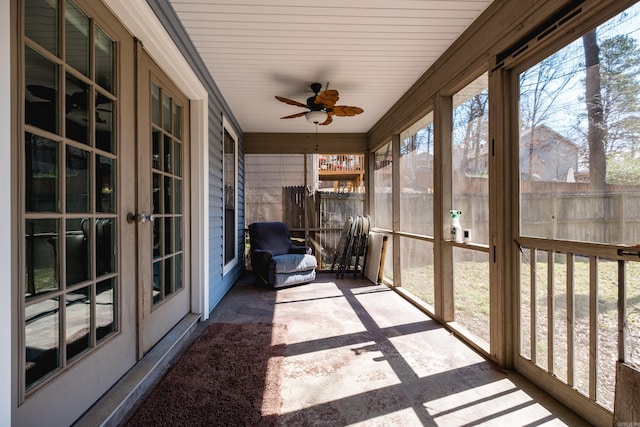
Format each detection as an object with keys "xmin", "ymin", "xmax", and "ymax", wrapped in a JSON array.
[
  {"xmin": 453, "ymin": 143, "xmax": 489, "ymax": 176},
  {"xmin": 519, "ymin": 125, "xmax": 580, "ymax": 182},
  {"xmin": 456, "ymin": 124, "xmax": 580, "ymax": 182}
]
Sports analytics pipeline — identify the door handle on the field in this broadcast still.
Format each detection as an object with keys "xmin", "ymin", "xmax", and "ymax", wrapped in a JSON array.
[{"xmin": 127, "ymin": 211, "xmax": 156, "ymax": 224}]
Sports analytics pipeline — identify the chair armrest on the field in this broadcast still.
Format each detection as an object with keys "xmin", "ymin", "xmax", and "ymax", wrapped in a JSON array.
[
  {"xmin": 251, "ymin": 248, "xmax": 274, "ymax": 266},
  {"xmin": 290, "ymin": 245, "xmax": 312, "ymax": 255}
]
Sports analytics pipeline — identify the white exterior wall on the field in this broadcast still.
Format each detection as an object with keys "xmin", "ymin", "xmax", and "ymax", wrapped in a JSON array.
[{"xmin": 244, "ymin": 154, "xmax": 317, "ymax": 225}]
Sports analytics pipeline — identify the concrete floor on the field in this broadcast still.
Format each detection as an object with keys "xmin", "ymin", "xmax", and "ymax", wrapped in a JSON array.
[{"xmin": 208, "ymin": 272, "xmax": 590, "ymax": 426}]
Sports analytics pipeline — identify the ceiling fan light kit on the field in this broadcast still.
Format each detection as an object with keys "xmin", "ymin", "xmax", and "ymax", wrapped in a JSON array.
[
  {"xmin": 275, "ymin": 82, "xmax": 364, "ymax": 126},
  {"xmin": 305, "ymin": 110, "xmax": 328, "ymax": 124}
]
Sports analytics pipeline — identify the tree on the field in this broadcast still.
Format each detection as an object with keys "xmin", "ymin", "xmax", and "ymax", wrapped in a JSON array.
[
  {"xmin": 453, "ymin": 90, "xmax": 488, "ymax": 175},
  {"xmin": 582, "ymin": 29, "xmax": 607, "ymax": 190},
  {"xmin": 599, "ymin": 34, "xmax": 640, "ymax": 156},
  {"xmin": 607, "ymin": 153, "xmax": 640, "ymax": 185},
  {"xmin": 520, "ymin": 48, "xmax": 575, "ymax": 132},
  {"xmin": 519, "ymin": 48, "xmax": 576, "ymax": 179}
]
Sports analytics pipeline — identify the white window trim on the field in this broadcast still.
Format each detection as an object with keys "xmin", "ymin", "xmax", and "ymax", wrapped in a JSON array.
[{"xmin": 223, "ymin": 116, "xmax": 238, "ymax": 275}]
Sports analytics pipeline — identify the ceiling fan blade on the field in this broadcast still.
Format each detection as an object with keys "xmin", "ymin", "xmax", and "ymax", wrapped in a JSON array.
[
  {"xmin": 275, "ymin": 96, "xmax": 307, "ymax": 108},
  {"xmin": 314, "ymin": 90, "xmax": 339, "ymax": 108},
  {"xmin": 331, "ymin": 105, "xmax": 364, "ymax": 117},
  {"xmin": 319, "ymin": 113, "xmax": 333, "ymax": 126},
  {"xmin": 280, "ymin": 112, "xmax": 306, "ymax": 119}
]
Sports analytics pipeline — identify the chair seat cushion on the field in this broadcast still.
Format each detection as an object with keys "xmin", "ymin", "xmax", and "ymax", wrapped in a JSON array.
[
  {"xmin": 273, "ymin": 270, "xmax": 316, "ymax": 288},
  {"xmin": 272, "ymin": 253, "xmax": 317, "ymax": 274}
]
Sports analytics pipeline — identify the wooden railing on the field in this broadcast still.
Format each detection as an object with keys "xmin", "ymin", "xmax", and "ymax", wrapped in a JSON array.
[{"xmin": 318, "ymin": 154, "xmax": 364, "ymax": 173}]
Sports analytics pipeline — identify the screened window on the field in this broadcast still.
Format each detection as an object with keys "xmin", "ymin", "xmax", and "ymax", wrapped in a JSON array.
[
  {"xmin": 517, "ymin": 3, "xmax": 640, "ymax": 410},
  {"xmin": 400, "ymin": 113, "xmax": 434, "ymax": 237},
  {"xmin": 519, "ymin": 4, "xmax": 640, "ymax": 246},
  {"xmin": 372, "ymin": 143, "xmax": 393, "ymax": 283},
  {"xmin": 451, "ymin": 73, "xmax": 490, "ymax": 348},
  {"xmin": 398, "ymin": 114, "xmax": 435, "ymax": 309},
  {"xmin": 373, "ymin": 143, "xmax": 393, "ymax": 231}
]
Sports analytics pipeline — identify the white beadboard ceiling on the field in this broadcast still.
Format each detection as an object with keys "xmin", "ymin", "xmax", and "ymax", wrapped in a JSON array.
[{"xmin": 169, "ymin": 0, "xmax": 494, "ymax": 133}]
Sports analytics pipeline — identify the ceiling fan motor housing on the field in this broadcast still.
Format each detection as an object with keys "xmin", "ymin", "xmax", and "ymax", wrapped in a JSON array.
[
  {"xmin": 307, "ymin": 82, "xmax": 325, "ymax": 110},
  {"xmin": 307, "ymin": 96, "xmax": 324, "ymax": 111}
]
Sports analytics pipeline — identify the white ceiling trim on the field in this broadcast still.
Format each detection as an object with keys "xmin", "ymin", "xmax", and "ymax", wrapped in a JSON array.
[{"xmin": 104, "ymin": 0, "xmax": 207, "ymax": 100}]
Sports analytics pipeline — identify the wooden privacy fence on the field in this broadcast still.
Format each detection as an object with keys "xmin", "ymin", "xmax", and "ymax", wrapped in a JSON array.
[
  {"xmin": 282, "ymin": 186, "xmax": 366, "ymax": 229},
  {"xmin": 282, "ymin": 187, "xmax": 366, "ymax": 267},
  {"xmin": 319, "ymin": 192, "xmax": 366, "ymax": 228},
  {"xmin": 282, "ymin": 186, "xmax": 321, "ymax": 229},
  {"xmin": 280, "ymin": 180, "xmax": 640, "ymax": 268},
  {"xmin": 376, "ymin": 177, "xmax": 640, "ymax": 245}
]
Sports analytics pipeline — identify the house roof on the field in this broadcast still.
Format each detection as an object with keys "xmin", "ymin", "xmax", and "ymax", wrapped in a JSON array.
[
  {"xmin": 520, "ymin": 124, "xmax": 580, "ymax": 151},
  {"xmin": 168, "ymin": 0, "xmax": 495, "ymax": 134}
]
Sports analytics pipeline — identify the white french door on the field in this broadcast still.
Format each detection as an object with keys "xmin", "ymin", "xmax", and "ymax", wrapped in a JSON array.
[
  {"xmin": 17, "ymin": 0, "xmax": 137, "ymax": 425},
  {"xmin": 136, "ymin": 46, "xmax": 191, "ymax": 354}
]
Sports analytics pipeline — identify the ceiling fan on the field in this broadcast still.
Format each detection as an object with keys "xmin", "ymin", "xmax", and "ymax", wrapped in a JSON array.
[{"xmin": 275, "ymin": 82, "xmax": 363, "ymax": 126}]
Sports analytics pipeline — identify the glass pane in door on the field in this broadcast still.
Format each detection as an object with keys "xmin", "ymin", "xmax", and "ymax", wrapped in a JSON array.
[
  {"xmin": 25, "ymin": 133, "xmax": 59, "ymax": 212},
  {"xmin": 96, "ymin": 155, "xmax": 115, "ymax": 213},
  {"xmin": 66, "ymin": 286, "xmax": 91, "ymax": 360},
  {"xmin": 25, "ymin": 47, "xmax": 58, "ymax": 134},
  {"xmin": 95, "ymin": 27, "xmax": 114, "ymax": 93},
  {"xmin": 65, "ymin": 73, "xmax": 89, "ymax": 144},
  {"xmin": 65, "ymin": 0, "xmax": 89, "ymax": 76},
  {"xmin": 25, "ymin": 219, "xmax": 60, "ymax": 296},
  {"xmin": 96, "ymin": 278, "xmax": 115, "ymax": 341},
  {"xmin": 25, "ymin": 0, "xmax": 58, "ymax": 56},
  {"xmin": 96, "ymin": 94, "xmax": 115, "ymax": 153},
  {"xmin": 25, "ymin": 297, "xmax": 60, "ymax": 387},
  {"xmin": 66, "ymin": 145, "xmax": 90, "ymax": 212},
  {"xmin": 66, "ymin": 218, "xmax": 90, "ymax": 285},
  {"xmin": 150, "ymin": 82, "xmax": 183, "ymax": 306}
]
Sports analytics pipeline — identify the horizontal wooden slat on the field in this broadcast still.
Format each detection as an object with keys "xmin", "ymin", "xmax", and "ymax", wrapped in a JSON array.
[{"xmin": 244, "ymin": 132, "xmax": 368, "ymax": 154}]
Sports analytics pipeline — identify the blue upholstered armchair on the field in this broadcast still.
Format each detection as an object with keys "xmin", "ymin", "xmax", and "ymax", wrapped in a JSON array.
[{"xmin": 248, "ymin": 222, "xmax": 317, "ymax": 288}]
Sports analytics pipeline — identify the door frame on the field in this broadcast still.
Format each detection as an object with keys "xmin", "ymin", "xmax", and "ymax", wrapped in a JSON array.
[
  {"xmin": 3, "ymin": 0, "xmax": 16, "ymax": 421},
  {"xmin": 104, "ymin": 0, "xmax": 209, "ymax": 321}
]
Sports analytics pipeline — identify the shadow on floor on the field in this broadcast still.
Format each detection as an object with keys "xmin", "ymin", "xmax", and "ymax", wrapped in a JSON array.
[{"xmin": 205, "ymin": 271, "xmax": 589, "ymax": 426}]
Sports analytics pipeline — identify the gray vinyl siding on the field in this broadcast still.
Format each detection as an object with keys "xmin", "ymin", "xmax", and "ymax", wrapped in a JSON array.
[{"xmin": 147, "ymin": 0, "xmax": 245, "ymax": 312}]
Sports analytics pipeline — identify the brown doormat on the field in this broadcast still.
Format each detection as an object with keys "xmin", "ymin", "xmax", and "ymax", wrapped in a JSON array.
[{"xmin": 125, "ymin": 322, "xmax": 287, "ymax": 427}]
